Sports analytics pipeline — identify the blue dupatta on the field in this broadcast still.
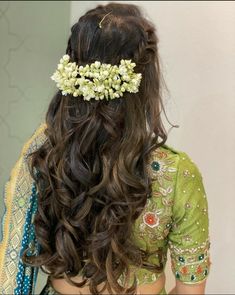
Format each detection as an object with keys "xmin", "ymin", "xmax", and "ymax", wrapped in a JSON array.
[{"xmin": 0, "ymin": 123, "xmax": 47, "ymax": 294}]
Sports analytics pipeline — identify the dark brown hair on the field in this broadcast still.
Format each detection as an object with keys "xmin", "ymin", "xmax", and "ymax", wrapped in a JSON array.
[{"xmin": 22, "ymin": 2, "xmax": 176, "ymax": 294}]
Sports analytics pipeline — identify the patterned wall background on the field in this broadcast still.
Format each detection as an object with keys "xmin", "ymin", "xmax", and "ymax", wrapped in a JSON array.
[{"xmin": 0, "ymin": 1, "xmax": 70, "ymax": 292}]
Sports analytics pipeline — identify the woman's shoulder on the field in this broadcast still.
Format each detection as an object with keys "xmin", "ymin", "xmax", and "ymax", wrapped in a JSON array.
[
  {"xmin": 147, "ymin": 143, "xmax": 205, "ymax": 193},
  {"xmin": 20, "ymin": 122, "xmax": 47, "ymax": 158},
  {"xmin": 149, "ymin": 143, "xmax": 202, "ymax": 175},
  {"xmin": 153, "ymin": 143, "xmax": 194, "ymax": 161}
]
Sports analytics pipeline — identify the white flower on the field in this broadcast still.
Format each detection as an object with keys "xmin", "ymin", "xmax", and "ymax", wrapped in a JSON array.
[
  {"xmin": 63, "ymin": 54, "xmax": 70, "ymax": 61},
  {"xmin": 58, "ymin": 64, "xmax": 63, "ymax": 70},
  {"xmin": 122, "ymin": 75, "xmax": 130, "ymax": 82},
  {"xmin": 94, "ymin": 61, "xmax": 101, "ymax": 68},
  {"xmin": 72, "ymin": 71, "xmax": 78, "ymax": 77},
  {"xmin": 95, "ymin": 85, "xmax": 105, "ymax": 92},
  {"xmin": 94, "ymin": 73, "xmax": 100, "ymax": 78},
  {"xmin": 118, "ymin": 66, "xmax": 127, "ymax": 76},
  {"xmin": 50, "ymin": 55, "xmax": 142, "ymax": 100}
]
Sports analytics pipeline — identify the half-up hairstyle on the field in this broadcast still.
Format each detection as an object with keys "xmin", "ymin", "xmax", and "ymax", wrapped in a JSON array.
[{"xmin": 22, "ymin": 2, "xmax": 171, "ymax": 294}]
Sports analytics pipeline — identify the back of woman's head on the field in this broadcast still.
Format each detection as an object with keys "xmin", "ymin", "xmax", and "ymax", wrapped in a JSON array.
[{"xmin": 23, "ymin": 2, "xmax": 169, "ymax": 294}]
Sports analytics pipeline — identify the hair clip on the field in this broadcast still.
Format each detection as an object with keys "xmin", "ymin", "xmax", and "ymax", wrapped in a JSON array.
[
  {"xmin": 98, "ymin": 11, "xmax": 112, "ymax": 28},
  {"xmin": 50, "ymin": 54, "xmax": 142, "ymax": 101}
]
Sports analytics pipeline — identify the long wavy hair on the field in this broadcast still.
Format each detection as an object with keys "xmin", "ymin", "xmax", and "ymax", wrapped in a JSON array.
[{"xmin": 22, "ymin": 2, "xmax": 175, "ymax": 294}]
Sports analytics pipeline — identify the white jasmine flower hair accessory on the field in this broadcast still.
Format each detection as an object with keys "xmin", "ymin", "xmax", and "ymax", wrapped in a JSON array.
[{"xmin": 51, "ymin": 54, "xmax": 142, "ymax": 101}]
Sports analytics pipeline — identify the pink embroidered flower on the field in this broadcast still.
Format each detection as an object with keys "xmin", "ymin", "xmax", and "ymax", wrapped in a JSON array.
[{"xmin": 143, "ymin": 212, "xmax": 160, "ymax": 228}]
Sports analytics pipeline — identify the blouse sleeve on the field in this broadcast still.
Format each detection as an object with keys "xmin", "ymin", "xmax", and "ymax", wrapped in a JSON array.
[{"xmin": 167, "ymin": 151, "xmax": 211, "ymax": 284}]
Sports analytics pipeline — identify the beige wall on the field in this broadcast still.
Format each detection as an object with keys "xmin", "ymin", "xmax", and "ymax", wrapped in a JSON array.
[{"xmin": 72, "ymin": 1, "xmax": 235, "ymax": 293}]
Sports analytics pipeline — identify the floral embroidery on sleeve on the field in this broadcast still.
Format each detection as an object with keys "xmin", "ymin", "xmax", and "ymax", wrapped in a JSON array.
[
  {"xmin": 169, "ymin": 238, "xmax": 211, "ymax": 283},
  {"xmin": 167, "ymin": 151, "xmax": 211, "ymax": 284}
]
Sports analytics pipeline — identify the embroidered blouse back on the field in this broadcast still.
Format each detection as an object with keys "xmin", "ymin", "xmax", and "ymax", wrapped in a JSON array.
[
  {"xmin": 0, "ymin": 122, "xmax": 211, "ymax": 294},
  {"xmin": 117, "ymin": 144, "xmax": 211, "ymax": 287},
  {"xmin": 49, "ymin": 140, "xmax": 211, "ymax": 294}
]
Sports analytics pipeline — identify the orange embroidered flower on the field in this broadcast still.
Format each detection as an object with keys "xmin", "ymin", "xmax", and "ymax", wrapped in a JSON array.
[
  {"xmin": 156, "ymin": 151, "xmax": 168, "ymax": 159},
  {"xmin": 196, "ymin": 265, "xmax": 203, "ymax": 274},
  {"xmin": 181, "ymin": 266, "xmax": 188, "ymax": 274},
  {"xmin": 143, "ymin": 212, "xmax": 159, "ymax": 228}
]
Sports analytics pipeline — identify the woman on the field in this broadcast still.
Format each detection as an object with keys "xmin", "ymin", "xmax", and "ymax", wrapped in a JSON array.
[{"xmin": 0, "ymin": 2, "xmax": 211, "ymax": 295}]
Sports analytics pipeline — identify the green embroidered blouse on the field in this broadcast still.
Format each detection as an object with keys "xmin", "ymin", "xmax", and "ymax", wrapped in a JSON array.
[{"xmin": 117, "ymin": 144, "xmax": 211, "ymax": 286}]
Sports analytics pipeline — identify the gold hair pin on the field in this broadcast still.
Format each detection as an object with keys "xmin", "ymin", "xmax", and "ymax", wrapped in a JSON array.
[{"xmin": 98, "ymin": 11, "xmax": 112, "ymax": 28}]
